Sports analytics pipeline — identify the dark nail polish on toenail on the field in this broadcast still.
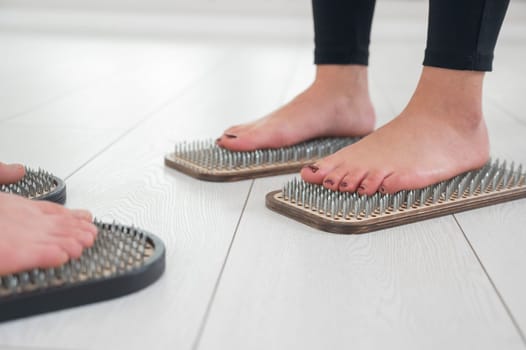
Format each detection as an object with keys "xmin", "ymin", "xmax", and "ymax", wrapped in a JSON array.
[
  {"xmin": 307, "ymin": 165, "xmax": 319, "ymax": 173},
  {"xmin": 225, "ymin": 134, "xmax": 237, "ymax": 138},
  {"xmin": 324, "ymin": 179, "xmax": 334, "ymax": 186}
]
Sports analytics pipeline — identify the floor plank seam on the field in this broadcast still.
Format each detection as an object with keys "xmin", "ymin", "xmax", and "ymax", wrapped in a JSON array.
[
  {"xmin": 453, "ymin": 214, "xmax": 526, "ymax": 347},
  {"xmin": 189, "ymin": 54, "xmax": 298, "ymax": 349},
  {"xmin": 62, "ymin": 51, "xmax": 232, "ymax": 182},
  {"xmin": 191, "ymin": 180, "xmax": 255, "ymax": 350}
]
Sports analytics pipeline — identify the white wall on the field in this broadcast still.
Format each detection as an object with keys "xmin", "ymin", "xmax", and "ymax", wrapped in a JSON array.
[
  {"xmin": 0, "ymin": 0, "xmax": 311, "ymax": 16},
  {"xmin": 1, "ymin": 0, "xmax": 522, "ymax": 42},
  {"xmin": 1, "ymin": 0, "xmax": 523, "ymax": 18}
]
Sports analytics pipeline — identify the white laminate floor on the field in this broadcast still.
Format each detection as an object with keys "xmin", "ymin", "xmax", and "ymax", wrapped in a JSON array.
[{"xmin": 0, "ymin": 2, "xmax": 525, "ymax": 350}]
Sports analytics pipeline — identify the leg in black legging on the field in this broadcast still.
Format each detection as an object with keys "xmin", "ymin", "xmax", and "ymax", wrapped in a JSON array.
[
  {"xmin": 312, "ymin": 0, "xmax": 376, "ymax": 65},
  {"xmin": 424, "ymin": 0, "xmax": 510, "ymax": 71}
]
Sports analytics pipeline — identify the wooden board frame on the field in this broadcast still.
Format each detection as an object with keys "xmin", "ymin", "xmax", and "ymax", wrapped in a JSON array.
[
  {"xmin": 164, "ymin": 137, "xmax": 362, "ymax": 182},
  {"xmin": 165, "ymin": 153, "xmax": 312, "ymax": 182},
  {"xmin": 265, "ymin": 184, "xmax": 526, "ymax": 234}
]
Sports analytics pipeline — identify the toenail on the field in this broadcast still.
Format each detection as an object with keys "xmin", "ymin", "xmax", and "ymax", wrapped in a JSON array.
[
  {"xmin": 307, "ymin": 165, "xmax": 319, "ymax": 173},
  {"xmin": 225, "ymin": 133, "xmax": 237, "ymax": 138},
  {"xmin": 380, "ymin": 186, "xmax": 385, "ymax": 193},
  {"xmin": 324, "ymin": 179, "xmax": 334, "ymax": 186},
  {"xmin": 216, "ymin": 137, "xmax": 222, "ymax": 143},
  {"xmin": 341, "ymin": 182, "xmax": 348, "ymax": 188}
]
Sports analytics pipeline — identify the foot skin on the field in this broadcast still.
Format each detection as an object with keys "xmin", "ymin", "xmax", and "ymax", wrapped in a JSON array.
[
  {"xmin": 0, "ymin": 192, "xmax": 98, "ymax": 275},
  {"xmin": 0, "ymin": 163, "xmax": 25, "ymax": 184},
  {"xmin": 301, "ymin": 67, "xmax": 490, "ymax": 195},
  {"xmin": 217, "ymin": 65, "xmax": 376, "ymax": 152}
]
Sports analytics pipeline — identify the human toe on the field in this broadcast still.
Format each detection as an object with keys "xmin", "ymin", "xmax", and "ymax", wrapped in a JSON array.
[
  {"xmin": 77, "ymin": 219, "xmax": 98, "ymax": 241},
  {"xmin": 56, "ymin": 237, "xmax": 84, "ymax": 259},
  {"xmin": 6, "ymin": 245, "xmax": 69, "ymax": 274},
  {"xmin": 73, "ymin": 229, "xmax": 95, "ymax": 247},
  {"xmin": 380, "ymin": 172, "xmax": 417, "ymax": 194},
  {"xmin": 301, "ymin": 155, "xmax": 341, "ymax": 184},
  {"xmin": 300, "ymin": 164, "xmax": 320, "ymax": 183},
  {"xmin": 339, "ymin": 170, "xmax": 368, "ymax": 192},
  {"xmin": 71, "ymin": 209, "xmax": 93, "ymax": 222},
  {"xmin": 322, "ymin": 167, "xmax": 348, "ymax": 191},
  {"xmin": 338, "ymin": 174, "xmax": 354, "ymax": 192},
  {"xmin": 35, "ymin": 244, "xmax": 70, "ymax": 269},
  {"xmin": 0, "ymin": 163, "xmax": 25, "ymax": 184},
  {"xmin": 216, "ymin": 124, "xmax": 248, "ymax": 144},
  {"xmin": 358, "ymin": 171, "xmax": 389, "ymax": 196}
]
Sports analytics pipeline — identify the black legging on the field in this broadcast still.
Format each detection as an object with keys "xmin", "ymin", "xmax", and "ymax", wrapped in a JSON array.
[{"xmin": 312, "ymin": 0, "xmax": 510, "ymax": 71}]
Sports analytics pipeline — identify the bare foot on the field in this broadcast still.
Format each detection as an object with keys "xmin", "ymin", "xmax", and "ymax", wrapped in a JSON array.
[
  {"xmin": 217, "ymin": 65, "xmax": 376, "ymax": 152},
  {"xmin": 301, "ymin": 67, "xmax": 490, "ymax": 195},
  {"xmin": 0, "ymin": 192, "xmax": 98, "ymax": 275},
  {"xmin": 0, "ymin": 162, "xmax": 25, "ymax": 184}
]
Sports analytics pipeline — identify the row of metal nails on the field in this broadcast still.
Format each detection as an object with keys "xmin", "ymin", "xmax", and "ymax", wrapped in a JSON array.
[
  {"xmin": 281, "ymin": 159, "xmax": 524, "ymax": 220},
  {"xmin": 173, "ymin": 137, "xmax": 360, "ymax": 170},
  {"xmin": 0, "ymin": 221, "xmax": 151, "ymax": 294},
  {"xmin": 0, "ymin": 167, "xmax": 57, "ymax": 198}
]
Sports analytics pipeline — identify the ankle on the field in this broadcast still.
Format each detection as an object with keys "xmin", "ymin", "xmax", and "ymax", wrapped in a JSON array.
[
  {"xmin": 407, "ymin": 66, "xmax": 485, "ymax": 130},
  {"xmin": 314, "ymin": 65, "xmax": 370, "ymax": 95}
]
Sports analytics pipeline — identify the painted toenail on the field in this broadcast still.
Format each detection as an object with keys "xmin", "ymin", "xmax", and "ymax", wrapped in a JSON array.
[
  {"xmin": 307, "ymin": 165, "xmax": 319, "ymax": 173},
  {"xmin": 324, "ymin": 179, "xmax": 334, "ymax": 186},
  {"xmin": 341, "ymin": 182, "xmax": 348, "ymax": 188},
  {"xmin": 225, "ymin": 133, "xmax": 237, "ymax": 138}
]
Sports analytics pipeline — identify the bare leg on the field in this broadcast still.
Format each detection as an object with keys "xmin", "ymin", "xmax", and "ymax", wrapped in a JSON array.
[
  {"xmin": 0, "ymin": 162, "xmax": 25, "ymax": 184},
  {"xmin": 217, "ymin": 65, "xmax": 376, "ymax": 152},
  {"xmin": 0, "ymin": 193, "xmax": 97, "ymax": 275},
  {"xmin": 300, "ymin": 66, "xmax": 489, "ymax": 195}
]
